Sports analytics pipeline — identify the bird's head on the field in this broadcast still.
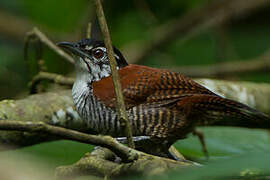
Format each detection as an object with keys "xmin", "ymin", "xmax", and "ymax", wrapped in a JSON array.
[{"xmin": 57, "ymin": 38, "xmax": 128, "ymax": 83}]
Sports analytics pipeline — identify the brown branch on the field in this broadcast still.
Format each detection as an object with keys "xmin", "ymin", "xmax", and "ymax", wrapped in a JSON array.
[
  {"xmin": 0, "ymin": 120, "xmax": 137, "ymax": 162},
  {"xmin": 123, "ymin": 0, "xmax": 270, "ymax": 64},
  {"xmin": 0, "ymin": 90, "xmax": 84, "ymax": 149},
  {"xmin": 24, "ymin": 28, "xmax": 75, "ymax": 94},
  {"xmin": 24, "ymin": 27, "xmax": 74, "ymax": 64},
  {"xmin": 28, "ymin": 72, "xmax": 74, "ymax": 94},
  {"xmin": 86, "ymin": 22, "xmax": 92, "ymax": 38},
  {"xmin": 56, "ymin": 149, "xmax": 119, "ymax": 178},
  {"xmin": 55, "ymin": 147, "xmax": 195, "ymax": 178},
  {"xmin": 170, "ymin": 51, "xmax": 270, "ymax": 77},
  {"xmin": 93, "ymin": 0, "xmax": 135, "ymax": 148},
  {"xmin": 0, "ymin": 120, "xmax": 195, "ymax": 178}
]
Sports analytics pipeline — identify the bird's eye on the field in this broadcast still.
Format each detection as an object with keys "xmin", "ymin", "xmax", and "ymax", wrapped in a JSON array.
[{"xmin": 92, "ymin": 49, "xmax": 104, "ymax": 59}]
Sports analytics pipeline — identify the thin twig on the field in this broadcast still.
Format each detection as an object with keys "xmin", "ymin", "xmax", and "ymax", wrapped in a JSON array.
[
  {"xmin": 170, "ymin": 51, "xmax": 270, "ymax": 77},
  {"xmin": 29, "ymin": 72, "xmax": 74, "ymax": 94},
  {"xmin": 124, "ymin": 0, "xmax": 270, "ymax": 64},
  {"xmin": 24, "ymin": 27, "xmax": 74, "ymax": 64},
  {"xmin": 93, "ymin": 0, "xmax": 135, "ymax": 148},
  {"xmin": 24, "ymin": 28, "xmax": 74, "ymax": 94},
  {"xmin": 0, "ymin": 120, "xmax": 137, "ymax": 162},
  {"xmin": 87, "ymin": 22, "xmax": 92, "ymax": 38},
  {"xmin": 24, "ymin": 32, "xmax": 42, "ymax": 78}
]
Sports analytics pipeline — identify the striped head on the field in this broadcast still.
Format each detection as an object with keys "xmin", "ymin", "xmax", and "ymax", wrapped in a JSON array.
[{"xmin": 57, "ymin": 38, "xmax": 128, "ymax": 84}]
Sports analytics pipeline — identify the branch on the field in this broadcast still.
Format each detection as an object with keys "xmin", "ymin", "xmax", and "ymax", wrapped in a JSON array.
[
  {"xmin": 86, "ymin": 22, "xmax": 92, "ymax": 38},
  {"xmin": 24, "ymin": 27, "xmax": 74, "ymax": 64},
  {"xmin": 0, "ymin": 120, "xmax": 137, "ymax": 162},
  {"xmin": 55, "ymin": 147, "xmax": 194, "ymax": 178},
  {"xmin": 170, "ymin": 51, "xmax": 270, "ymax": 77},
  {"xmin": 123, "ymin": 0, "xmax": 270, "ymax": 64},
  {"xmin": 195, "ymin": 79, "xmax": 270, "ymax": 114},
  {"xmin": 93, "ymin": 0, "xmax": 135, "ymax": 148},
  {"xmin": 0, "ymin": 90, "xmax": 84, "ymax": 148},
  {"xmin": 29, "ymin": 72, "xmax": 74, "ymax": 94},
  {"xmin": 0, "ymin": 121, "xmax": 195, "ymax": 178}
]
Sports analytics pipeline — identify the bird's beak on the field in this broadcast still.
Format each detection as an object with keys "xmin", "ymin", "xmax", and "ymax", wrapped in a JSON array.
[{"xmin": 57, "ymin": 41, "xmax": 90, "ymax": 59}]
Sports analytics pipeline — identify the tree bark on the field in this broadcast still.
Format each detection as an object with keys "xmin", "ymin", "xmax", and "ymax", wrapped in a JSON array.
[
  {"xmin": 55, "ymin": 147, "xmax": 195, "ymax": 178},
  {"xmin": 0, "ymin": 90, "xmax": 86, "ymax": 149}
]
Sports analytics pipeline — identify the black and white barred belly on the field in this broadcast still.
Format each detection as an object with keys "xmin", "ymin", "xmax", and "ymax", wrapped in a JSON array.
[
  {"xmin": 73, "ymin": 89, "xmax": 122, "ymax": 136},
  {"xmin": 73, "ymin": 88, "xmax": 183, "ymax": 139}
]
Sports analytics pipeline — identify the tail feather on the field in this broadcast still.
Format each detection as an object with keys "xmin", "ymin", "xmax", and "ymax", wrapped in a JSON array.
[
  {"xmin": 176, "ymin": 94, "xmax": 270, "ymax": 128},
  {"xmin": 209, "ymin": 102, "xmax": 270, "ymax": 128}
]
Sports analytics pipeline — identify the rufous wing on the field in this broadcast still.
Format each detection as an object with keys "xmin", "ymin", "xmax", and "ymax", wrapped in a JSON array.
[{"xmin": 92, "ymin": 64, "xmax": 216, "ymax": 109}]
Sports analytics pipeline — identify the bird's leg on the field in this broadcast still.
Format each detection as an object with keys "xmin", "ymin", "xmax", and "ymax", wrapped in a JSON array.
[{"xmin": 192, "ymin": 129, "xmax": 209, "ymax": 159}]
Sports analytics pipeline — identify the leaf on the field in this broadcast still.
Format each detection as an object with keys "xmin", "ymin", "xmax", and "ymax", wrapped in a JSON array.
[{"xmin": 174, "ymin": 127, "xmax": 270, "ymax": 160}]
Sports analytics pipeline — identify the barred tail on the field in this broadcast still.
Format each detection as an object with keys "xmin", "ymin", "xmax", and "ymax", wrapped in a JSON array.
[
  {"xmin": 177, "ymin": 94, "xmax": 270, "ymax": 128},
  {"xmin": 207, "ymin": 99, "xmax": 270, "ymax": 128}
]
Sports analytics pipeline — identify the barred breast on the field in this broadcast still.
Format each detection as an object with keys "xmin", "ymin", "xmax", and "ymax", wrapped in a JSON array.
[
  {"xmin": 73, "ymin": 87, "xmax": 187, "ymax": 139},
  {"xmin": 72, "ymin": 87, "xmax": 121, "ymax": 135},
  {"xmin": 72, "ymin": 76, "xmax": 188, "ymax": 138}
]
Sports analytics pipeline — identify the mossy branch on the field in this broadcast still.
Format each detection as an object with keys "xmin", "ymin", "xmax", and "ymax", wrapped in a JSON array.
[
  {"xmin": 0, "ymin": 120, "xmax": 137, "ymax": 162},
  {"xmin": 55, "ymin": 147, "xmax": 195, "ymax": 178},
  {"xmin": 0, "ymin": 121, "xmax": 195, "ymax": 178}
]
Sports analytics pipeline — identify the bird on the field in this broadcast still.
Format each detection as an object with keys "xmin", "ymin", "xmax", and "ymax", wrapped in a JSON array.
[{"xmin": 58, "ymin": 38, "xmax": 270, "ymax": 159}]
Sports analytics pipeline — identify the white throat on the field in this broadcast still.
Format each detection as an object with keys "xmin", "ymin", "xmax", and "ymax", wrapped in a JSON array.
[{"xmin": 72, "ymin": 57, "xmax": 113, "ymax": 98}]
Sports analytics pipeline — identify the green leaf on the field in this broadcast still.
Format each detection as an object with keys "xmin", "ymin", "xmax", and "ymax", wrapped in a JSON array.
[{"xmin": 174, "ymin": 127, "xmax": 270, "ymax": 160}]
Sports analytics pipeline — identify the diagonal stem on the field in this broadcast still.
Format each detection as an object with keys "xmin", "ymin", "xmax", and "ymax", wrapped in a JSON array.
[
  {"xmin": 24, "ymin": 27, "xmax": 74, "ymax": 64},
  {"xmin": 93, "ymin": 0, "xmax": 135, "ymax": 148}
]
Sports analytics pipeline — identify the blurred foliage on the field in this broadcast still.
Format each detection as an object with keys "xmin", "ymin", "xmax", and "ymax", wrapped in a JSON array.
[
  {"xmin": 0, "ymin": 0, "xmax": 270, "ymax": 179},
  {"xmin": 1, "ymin": 0, "xmax": 270, "ymax": 99},
  {"xmin": 18, "ymin": 0, "xmax": 88, "ymax": 33}
]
